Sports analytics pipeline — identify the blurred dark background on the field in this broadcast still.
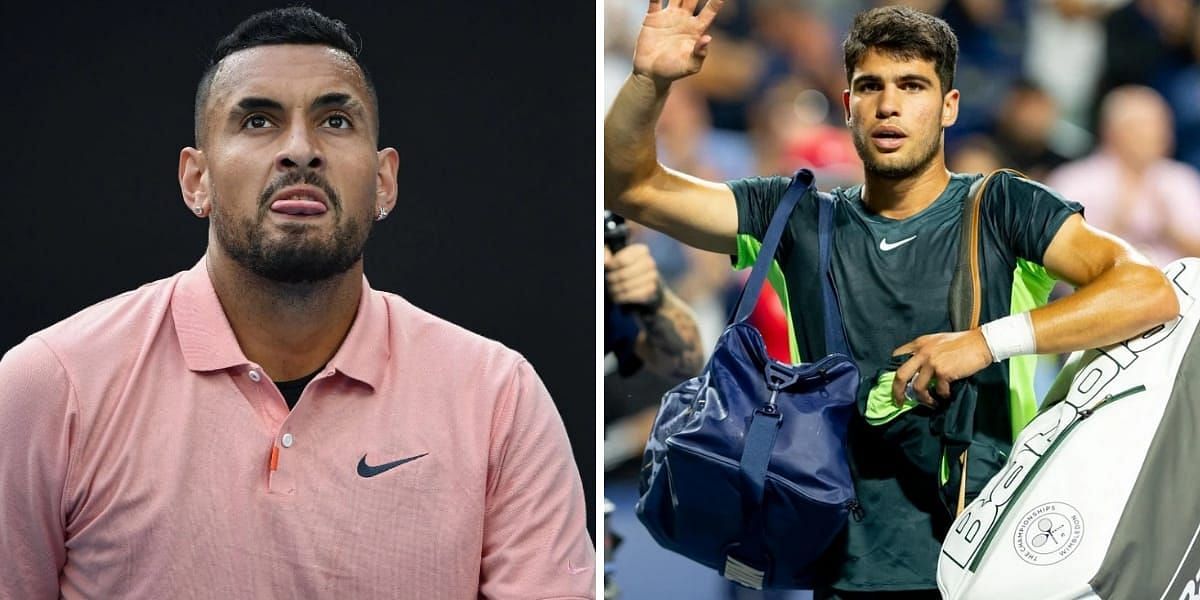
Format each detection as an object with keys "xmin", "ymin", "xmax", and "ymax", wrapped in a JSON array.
[{"xmin": 0, "ymin": 2, "xmax": 596, "ymax": 535}]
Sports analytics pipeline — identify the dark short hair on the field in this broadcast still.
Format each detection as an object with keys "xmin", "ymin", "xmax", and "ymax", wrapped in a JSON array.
[
  {"xmin": 843, "ymin": 6, "xmax": 958, "ymax": 93},
  {"xmin": 193, "ymin": 6, "xmax": 379, "ymax": 146}
]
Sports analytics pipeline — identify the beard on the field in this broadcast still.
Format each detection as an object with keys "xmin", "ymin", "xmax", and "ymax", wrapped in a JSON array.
[
  {"xmin": 851, "ymin": 123, "xmax": 943, "ymax": 180},
  {"xmin": 212, "ymin": 171, "xmax": 371, "ymax": 284}
]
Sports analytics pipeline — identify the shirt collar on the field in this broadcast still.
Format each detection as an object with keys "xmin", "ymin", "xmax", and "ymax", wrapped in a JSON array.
[
  {"xmin": 324, "ymin": 274, "xmax": 390, "ymax": 390},
  {"xmin": 172, "ymin": 257, "xmax": 390, "ymax": 390}
]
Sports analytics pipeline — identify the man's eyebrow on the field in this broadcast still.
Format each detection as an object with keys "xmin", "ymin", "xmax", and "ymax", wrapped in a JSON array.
[
  {"xmin": 898, "ymin": 74, "xmax": 934, "ymax": 85},
  {"xmin": 311, "ymin": 92, "xmax": 362, "ymax": 113},
  {"xmin": 852, "ymin": 73, "xmax": 934, "ymax": 86},
  {"xmin": 231, "ymin": 94, "xmax": 363, "ymax": 115},
  {"xmin": 233, "ymin": 97, "xmax": 284, "ymax": 113}
]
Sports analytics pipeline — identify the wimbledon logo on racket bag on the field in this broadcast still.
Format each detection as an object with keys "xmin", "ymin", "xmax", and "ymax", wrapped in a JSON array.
[
  {"xmin": 1012, "ymin": 502, "xmax": 1084, "ymax": 565},
  {"xmin": 940, "ymin": 313, "xmax": 1184, "ymax": 571}
]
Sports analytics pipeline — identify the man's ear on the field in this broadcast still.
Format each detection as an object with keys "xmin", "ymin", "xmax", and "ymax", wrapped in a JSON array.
[
  {"xmin": 942, "ymin": 88, "xmax": 960, "ymax": 128},
  {"xmin": 842, "ymin": 89, "xmax": 852, "ymax": 126},
  {"xmin": 179, "ymin": 147, "xmax": 209, "ymax": 218},
  {"xmin": 375, "ymin": 147, "xmax": 399, "ymax": 215}
]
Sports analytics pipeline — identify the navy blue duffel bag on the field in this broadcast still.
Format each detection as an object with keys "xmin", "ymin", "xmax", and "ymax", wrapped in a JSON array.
[{"xmin": 636, "ymin": 170, "xmax": 860, "ymax": 590}]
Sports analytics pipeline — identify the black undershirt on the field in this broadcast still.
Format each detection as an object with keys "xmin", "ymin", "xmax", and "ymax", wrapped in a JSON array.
[{"xmin": 274, "ymin": 369, "xmax": 321, "ymax": 410}]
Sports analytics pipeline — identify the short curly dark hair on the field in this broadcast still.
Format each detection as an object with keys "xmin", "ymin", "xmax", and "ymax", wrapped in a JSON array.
[
  {"xmin": 843, "ymin": 6, "xmax": 958, "ymax": 93},
  {"xmin": 193, "ymin": 6, "xmax": 378, "ymax": 146}
]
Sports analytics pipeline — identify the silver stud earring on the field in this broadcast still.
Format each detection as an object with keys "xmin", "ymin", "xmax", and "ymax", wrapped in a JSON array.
[
  {"xmin": 376, "ymin": 206, "xmax": 388, "ymax": 221},
  {"xmin": 193, "ymin": 204, "xmax": 203, "ymax": 216}
]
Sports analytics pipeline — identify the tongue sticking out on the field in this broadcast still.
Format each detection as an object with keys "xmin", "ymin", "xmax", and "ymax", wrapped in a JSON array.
[{"xmin": 270, "ymin": 198, "xmax": 327, "ymax": 216}]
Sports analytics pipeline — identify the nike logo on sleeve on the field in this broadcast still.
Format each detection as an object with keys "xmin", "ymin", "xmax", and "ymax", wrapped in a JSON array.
[
  {"xmin": 879, "ymin": 235, "xmax": 917, "ymax": 251},
  {"xmin": 567, "ymin": 559, "xmax": 590, "ymax": 575}
]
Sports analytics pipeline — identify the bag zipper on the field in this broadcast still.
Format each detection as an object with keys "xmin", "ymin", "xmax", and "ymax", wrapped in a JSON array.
[
  {"xmin": 668, "ymin": 440, "xmax": 859, "ymax": 514},
  {"xmin": 966, "ymin": 384, "xmax": 1146, "ymax": 571}
]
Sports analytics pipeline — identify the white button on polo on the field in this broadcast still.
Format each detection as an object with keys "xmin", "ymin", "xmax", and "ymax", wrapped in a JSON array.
[
  {"xmin": 248, "ymin": 370, "xmax": 261, "ymax": 382},
  {"xmin": 281, "ymin": 433, "xmax": 294, "ymax": 448}
]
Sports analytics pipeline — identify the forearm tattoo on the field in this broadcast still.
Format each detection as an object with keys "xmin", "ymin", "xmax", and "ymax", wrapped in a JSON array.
[{"xmin": 637, "ymin": 296, "xmax": 705, "ymax": 380}]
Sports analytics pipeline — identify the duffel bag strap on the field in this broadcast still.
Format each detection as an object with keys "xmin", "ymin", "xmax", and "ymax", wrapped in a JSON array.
[
  {"xmin": 725, "ymin": 405, "xmax": 783, "ymax": 590},
  {"xmin": 818, "ymin": 191, "xmax": 851, "ymax": 358},
  {"xmin": 731, "ymin": 170, "xmax": 815, "ymax": 325},
  {"xmin": 730, "ymin": 170, "xmax": 851, "ymax": 362}
]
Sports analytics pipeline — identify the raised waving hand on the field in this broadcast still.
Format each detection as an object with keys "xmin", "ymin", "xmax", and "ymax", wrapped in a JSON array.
[
  {"xmin": 633, "ymin": 0, "xmax": 725, "ymax": 86},
  {"xmin": 606, "ymin": 0, "xmax": 737, "ymax": 254}
]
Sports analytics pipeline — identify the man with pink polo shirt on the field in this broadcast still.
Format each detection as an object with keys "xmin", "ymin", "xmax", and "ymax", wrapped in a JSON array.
[{"xmin": 0, "ymin": 7, "xmax": 593, "ymax": 599}]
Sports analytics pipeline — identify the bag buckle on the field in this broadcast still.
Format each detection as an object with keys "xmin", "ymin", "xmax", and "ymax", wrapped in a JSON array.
[{"xmin": 764, "ymin": 362, "xmax": 799, "ymax": 391}]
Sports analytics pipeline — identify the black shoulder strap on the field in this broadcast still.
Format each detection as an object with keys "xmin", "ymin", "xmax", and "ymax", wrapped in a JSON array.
[{"xmin": 948, "ymin": 169, "xmax": 1024, "ymax": 332}]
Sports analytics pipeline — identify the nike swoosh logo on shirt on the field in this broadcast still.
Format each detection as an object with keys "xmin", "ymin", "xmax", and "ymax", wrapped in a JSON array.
[
  {"xmin": 567, "ymin": 559, "xmax": 589, "ymax": 575},
  {"xmin": 879, "ymin": 235, "xmax": 917, "ymax": 251},
  {"xmin": 356, "ymin": 453, "xmax": 428, "ymax": 478}
]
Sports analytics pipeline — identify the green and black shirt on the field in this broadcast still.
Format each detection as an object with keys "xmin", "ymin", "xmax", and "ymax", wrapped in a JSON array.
[{"xmin": 729, "ymin": 171, "xmax": 1082, "ymax": 592}]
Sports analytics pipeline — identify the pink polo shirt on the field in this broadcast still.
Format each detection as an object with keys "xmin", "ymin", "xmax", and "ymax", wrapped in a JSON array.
[{"xmin": 0, "ymin": 259, "xmax": 594, "ymax": 599}]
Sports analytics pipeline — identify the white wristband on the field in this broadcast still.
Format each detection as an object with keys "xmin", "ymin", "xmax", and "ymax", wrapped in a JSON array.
[{"xmin": 980, "ymin": 312, "xmax": 1037, "ymax": 362}]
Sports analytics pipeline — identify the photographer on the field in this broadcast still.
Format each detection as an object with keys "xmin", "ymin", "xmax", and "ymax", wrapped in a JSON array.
[
  {"xmin": 603, "ymin": 212, "xmax": 706, "ymax": 600},
  {"xmin": 604, "ymin": 213, "xmax": 705, "ymax": 380}
]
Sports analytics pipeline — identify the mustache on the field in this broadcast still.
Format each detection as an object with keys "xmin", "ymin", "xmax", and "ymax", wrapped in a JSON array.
[{"xmin": 258, "ymin": 170, "xmax": 340, "ymax": 213}]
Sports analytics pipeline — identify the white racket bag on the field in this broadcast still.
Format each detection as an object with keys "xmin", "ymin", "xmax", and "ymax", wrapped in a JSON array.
[{"xmin": 938, "ymin": 257, "xmax": 1200, "ymax": 600}]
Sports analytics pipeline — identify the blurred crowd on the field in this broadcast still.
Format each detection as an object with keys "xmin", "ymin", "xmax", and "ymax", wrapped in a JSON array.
[{"xmin": 605, "ymin": 0, "xmax": 1200, "ymax": 365}]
